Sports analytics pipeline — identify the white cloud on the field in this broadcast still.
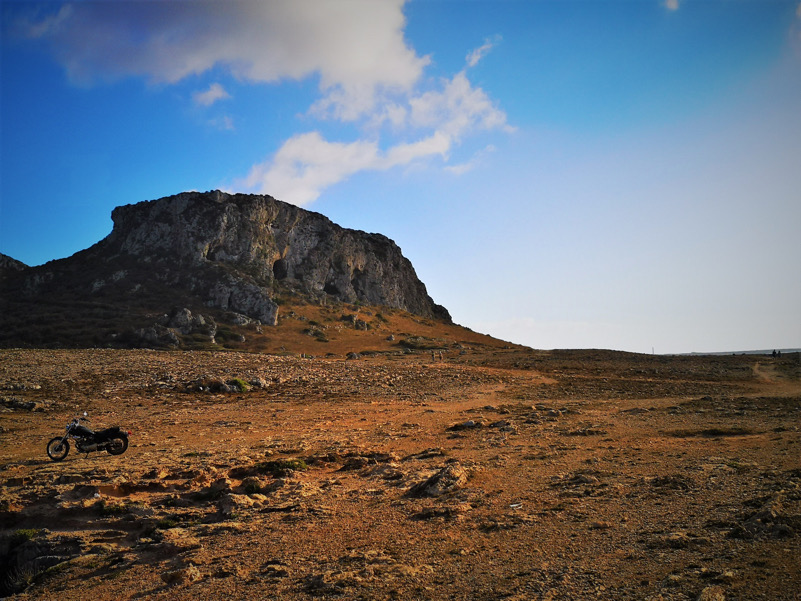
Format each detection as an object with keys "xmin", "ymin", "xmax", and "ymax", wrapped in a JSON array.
[
  {"xmin": 664, "ymin": 0, "xmax": 680, "ymax": 11},
  {"xmin": 17, "ymin": 0, "xmax": 513, "ymax": 205},
  {"xmin": 18, "ymin": 0, "xmax": 427, "ymax": 118},
  {"xmin": 237, "ymin": 133, "xmax": 379, "ymax": 205},
  {"xmin": 466, "ymin": 39, "xmax": 496, "ymax": 68},
  {"xmin": 444, "ymin": 144, "xmax": 497, "ymax": 175},
  {"xmin": 443, "ymin": 161, "xmax": 476, "ymax": 176},
  {"xmin": 236, "ymin": 130, "xmax": 452, "ymax": 205},
  {"xmin": 15, "ymin": 3, "xmax": 73, "ymax": 39},
  {"xmin": 193, "ymin": 83, "xmax": 231, "ymax": 107},
  {"xmin": 409, "ymin": 71, "xmax": 515, "ymax": 139},
  {"xmin": 236, "ymin": 61, "xmax": 513, "ymax": 204},
  {"xmin": 208, "ymin": 115, "xmax": 235, "ymax": 131},
  {"xmin": 235, "ymin": 66, "xmax": 514, "ymax": 204}
]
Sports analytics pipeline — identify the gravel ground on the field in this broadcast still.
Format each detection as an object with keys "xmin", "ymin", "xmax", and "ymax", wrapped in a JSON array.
[{"xmin": 1, "ymin": 348, "xmax": 799, "ymax": 600}]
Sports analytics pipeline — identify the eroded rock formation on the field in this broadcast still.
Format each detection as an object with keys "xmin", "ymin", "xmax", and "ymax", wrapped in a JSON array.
[{"xmin": 0, "ymin": 191, "xmax": 449, "ymax": 347}]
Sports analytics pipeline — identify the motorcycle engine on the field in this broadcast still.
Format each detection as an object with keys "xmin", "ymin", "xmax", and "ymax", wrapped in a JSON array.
[{"xmin": 76, "ymin": 439, "xmax": 98, "ymax": 452}]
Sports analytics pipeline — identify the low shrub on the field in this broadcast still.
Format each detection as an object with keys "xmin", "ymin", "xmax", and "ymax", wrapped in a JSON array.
[
  {"xmin": 228, "ymin": 378, "xmax": 249, "ymax": 392},
  {"xmin": 8, "ymin": 529, "xmax": 38, "ymax": 548},
  {"xmin": 257, "ymin": 458, "xmax": 308, "ymax": 477}
]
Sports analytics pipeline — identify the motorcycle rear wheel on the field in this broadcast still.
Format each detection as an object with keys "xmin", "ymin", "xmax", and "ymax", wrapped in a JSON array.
[
  {"xmin": 106, "ymin": 435, "xmax": 128, "ymax": 455},
  {"xmin": 47, "ymin": 438, "xmax": 69, "ymax": 461}
]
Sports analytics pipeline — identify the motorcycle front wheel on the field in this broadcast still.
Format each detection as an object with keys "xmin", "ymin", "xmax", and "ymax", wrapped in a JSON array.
[
  {"xmin": 46, "ymin": 438, "xmax": 70, "ymax": 461},
  {"xmin": 106, "ymin": 435, "xmax": 128, "ymax": 455}
]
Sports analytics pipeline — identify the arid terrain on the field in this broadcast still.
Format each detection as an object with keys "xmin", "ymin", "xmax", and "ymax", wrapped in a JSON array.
[{"xmin": 1, "ymin": 341, "xmax": 799, "ymax": 600}]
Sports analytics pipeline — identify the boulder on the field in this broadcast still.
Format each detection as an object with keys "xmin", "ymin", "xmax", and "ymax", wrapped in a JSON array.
[{"xmin": 407, "ymin": 463, "xmax": 468, "ymax": 498}]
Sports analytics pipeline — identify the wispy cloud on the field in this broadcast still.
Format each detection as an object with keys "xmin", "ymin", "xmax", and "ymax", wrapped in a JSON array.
[
  {"xmin": 466, "ymin": 38, "xmax": 498, "ymax": 68},
  {"xmin": 209, "ymin": 115, "xmax": 235, "ymax": 132},
  {"xmin": 13, "ymin": 3, "xmax": 72, "ymax": 39},
  {"xmin": 409, "ymin": 71, "xmax": 515, "ymax": 139},
  {"xmin": 236, "ymin": 60, "xmax": 513, "ymax": 205},
  {"xmin": 235, "ymin": 130, "xmax": 452, "ymax": 205},
  {"xmin": 239, "ymin": 38, "xmax": 514, "ymax": 204},
  {"xmin": 193, "ymin": 83, "xmax": 231, "ymax": 107},
  {"xmin": 444, "ymin": 144, "xmax": 497, "ymax": 176},
  {"xmin": 664, "ymin": 0, "xmax": 680, "ymax": 11},
  {"xmin": 237, "ymin": 133, "xmax": 380, "ymax": 206}
]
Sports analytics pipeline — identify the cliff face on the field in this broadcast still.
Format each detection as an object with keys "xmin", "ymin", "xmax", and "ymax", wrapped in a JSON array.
[
  {"xmin": 0, "ymin": 253, "xmax": 27, "ymax": 276},
  {"xmin": 3, "ymin": 191, "xmax": 450, "ymax": 336}
]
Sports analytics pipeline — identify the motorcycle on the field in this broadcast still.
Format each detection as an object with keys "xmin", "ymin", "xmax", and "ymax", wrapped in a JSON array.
[{"xmin": 46, "ymin": 412, "xmax": 130, "ymax": 462}]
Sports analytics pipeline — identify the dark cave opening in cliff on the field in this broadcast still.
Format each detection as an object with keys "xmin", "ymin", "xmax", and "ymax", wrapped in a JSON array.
[{"xmin": 272, "ymin": 259, "xmax": 288, "ymax": 280}]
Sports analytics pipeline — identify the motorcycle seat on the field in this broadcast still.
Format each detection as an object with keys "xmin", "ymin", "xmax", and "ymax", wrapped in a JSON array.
[{"xmin": 94, "ymin": 427, "xmax": 123, "ymax": 441}]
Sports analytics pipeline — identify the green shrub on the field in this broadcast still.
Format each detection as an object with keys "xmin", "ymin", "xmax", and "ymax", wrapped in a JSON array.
[
  {"xmin": 9, "ymin": 529, "xmax": 38, "ymax": 548},
  {"xmin": 156, "ymin": 518, "xmax": 179, "ymax": 529},
  {"xmin": 97, "ymin": 501, "xmax": 129, "ymax": 516},
  {"xmin": 257, "ymin": 458, "xmax": 308, "ymax": 477},
  {"xmin": 243, "ymin": 481, "xmax": 262, "ymax": 494},
  {"xmin": 228, "ymin": 378, "xmax": 249, "ymax": 392}
]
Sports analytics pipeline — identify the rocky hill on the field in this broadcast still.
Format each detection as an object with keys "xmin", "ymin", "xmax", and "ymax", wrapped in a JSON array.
[
  {"xmin": 0, "ymin": 253, "xmax": 27, "ymax": 276},
  {"xmin": 0, "ymin": 191, "xmax": 451, "ymax": 349}
]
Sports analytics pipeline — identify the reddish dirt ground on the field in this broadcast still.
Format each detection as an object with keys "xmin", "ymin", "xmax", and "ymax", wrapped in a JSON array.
[{"xmin": 1, "ymin": 347, "xmax": 799, "ymax": 600}]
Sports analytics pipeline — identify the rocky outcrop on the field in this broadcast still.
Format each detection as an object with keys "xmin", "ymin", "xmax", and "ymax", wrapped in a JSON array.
[
  {"xmin": 0, "ymin": 253, "xmax": 27, "ymax": 277},
  {"xmin": 99, "ymin": 190, "xmax": 449, "ymax": 321},
  {"xmin": 0, "ymin": 190, "xmax": 450, "ymax": 347}
]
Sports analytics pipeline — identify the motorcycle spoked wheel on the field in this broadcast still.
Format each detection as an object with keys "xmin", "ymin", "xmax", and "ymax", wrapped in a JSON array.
[
  {"xmin": 46, "ymin": 437, "xmax": 70, "ymax": 461},
  {"xmin": 106, "ymin": 436, "xmax": 128, "ymax": 455}
]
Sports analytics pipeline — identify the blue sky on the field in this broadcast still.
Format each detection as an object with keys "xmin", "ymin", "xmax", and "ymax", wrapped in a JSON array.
[{"xmin": 2, "ymin": 0, "xmax": 800, "ymax": 354}]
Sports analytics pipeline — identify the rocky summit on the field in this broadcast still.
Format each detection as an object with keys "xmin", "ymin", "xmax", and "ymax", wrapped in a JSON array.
[{"xmin": 0, "ymin": 191, "xmax": 450, "ymax": 348}]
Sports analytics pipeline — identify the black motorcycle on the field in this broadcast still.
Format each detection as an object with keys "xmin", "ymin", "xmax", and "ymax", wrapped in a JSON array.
[{"xmin": 46, "ymin": 412, "xmax": 130, "ymax": 461}]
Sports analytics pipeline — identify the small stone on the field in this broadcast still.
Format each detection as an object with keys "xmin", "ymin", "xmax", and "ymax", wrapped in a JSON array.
[
  {"xmin": 446, "ymin": 420, "xmax": 483, "ymax": 432},
  {"xmin": 588, "ymin": 521, "xmax": 613, "ymax": 530},
  {"xmin": 161, "ymin": 565, "xmax": 202, "ymax": 585},
  {"xmin": 698, "ymin": 586, "xmax": 725, "ymax": 601},
  {"xmin": 218, "ymin": 493, "xmax": 256, "ymax": 516}
]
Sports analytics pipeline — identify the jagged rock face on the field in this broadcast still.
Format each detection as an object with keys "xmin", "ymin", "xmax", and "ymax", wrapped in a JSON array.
[
  {"xmin": 0, "ymin": 253, "xmax": 27, "ymax": 277},
  {"xmin": 99, "ymin": 190, "xmax": 449, "ymax": 322},
  {"xmin": 3, "ymin": 191, "xmax": 449, "ymax": 331}
]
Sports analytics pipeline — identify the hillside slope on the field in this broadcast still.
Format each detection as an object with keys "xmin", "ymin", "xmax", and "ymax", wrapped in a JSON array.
[{"xmin": 0, "ymin": 191, "xmax": 460, "ymax": 351}]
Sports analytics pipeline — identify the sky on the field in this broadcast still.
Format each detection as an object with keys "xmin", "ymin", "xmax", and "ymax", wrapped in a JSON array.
[{"xmin": 1, "ymin": 0, "xmax": 800, "ymax": 354}]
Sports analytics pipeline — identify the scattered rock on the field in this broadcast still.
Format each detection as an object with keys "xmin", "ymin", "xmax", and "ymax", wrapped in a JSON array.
[
  {"xmin": 0, "ymin": 397, "xmax": 45, "ymax": 411},
  {"xmin": 407, "ymin": 463, "xmax": 468, "ymax": 498},
  {"xmin": 697, "ymin": 585, "xmax": 726, "ymax": 601},
  {"xmin": 156, "ymin": 528, "xmax": 202, "ymax": 553},
  {"xmin": 447, "ymin": 420, "xmax": 483, "ymax": 431},
  {"xmin": 412, "ymin": 505, "xmax": 469, "ymax": 521},
  {"xmin": 403, "ymin": 448, "xmax": 446, "ymax": 461},
  {"xmin": 218, "ymin": 493, "xmax": 257, "ymax": 516},
  {"xmin": 650, "ymin": 474, "xmax": 695, "ymax": 491},
  {"xmin": 161, "ymin": 565, "xmax": 202, "ymax": 586}
]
